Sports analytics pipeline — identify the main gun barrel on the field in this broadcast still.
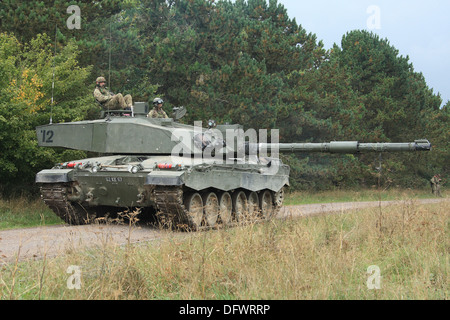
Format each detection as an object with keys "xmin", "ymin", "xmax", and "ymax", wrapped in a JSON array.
[{"xmin": 246, "ymin": 140, "xmax": 431, "ymax": 154}]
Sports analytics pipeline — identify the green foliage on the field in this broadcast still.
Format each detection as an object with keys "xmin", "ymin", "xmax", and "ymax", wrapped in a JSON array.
[
  {"xmin": 129, "ymin": 0, "xmax": 326, "ymax": 127},
  {"xmin": 282, "ymin": 30, "xmax": 447, "ymax": 189},
  {"xmin": 0, "ymin": 1, "xmax": 122, "ymax": 43},
  {"xmin": 0, "ymin": 1, "xmax": 447, "ymax": 192},
  {"xmin": 0, "ymin": 33, "xmax": 92, "ymax": 194},
  {"xmin": 0, "ymin": 0, "xmax": 123, "ymax": 90}
]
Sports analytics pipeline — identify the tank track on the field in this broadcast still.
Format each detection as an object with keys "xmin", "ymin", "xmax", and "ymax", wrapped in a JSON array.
[
  {"xmin": 40, "ymin": 183, "xmax": 284, "ymax": 230},
  {"xmin": 40, "ymin": 183, "xmax": 95, "ymax": 225},
  {"xmin": 153, "ymin": 186, "xmax": 191, "ymax": 230},
  {"xmin": 153, "ymin": 186, "xmax": 284, "ymax": 231}
]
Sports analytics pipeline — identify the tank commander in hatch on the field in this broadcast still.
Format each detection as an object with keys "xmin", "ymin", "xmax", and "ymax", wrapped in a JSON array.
[
  {"xmin": 93, "ymin": 76, "xmax": 133, "ymax": 110},
  {"xmin": 148, "ymin": 97, "xmax": 169, "ymax": 118}
]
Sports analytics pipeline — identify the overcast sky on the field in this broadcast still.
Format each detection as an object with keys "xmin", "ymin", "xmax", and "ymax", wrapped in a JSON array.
[{"xmin": 277, "ymin": 0, "xmax": 450, "ymax": 106}]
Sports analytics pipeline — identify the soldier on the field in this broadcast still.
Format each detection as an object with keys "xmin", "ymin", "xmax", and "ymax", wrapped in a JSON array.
[
  {"xmin": 430, "ymin": 174, "xmax": 442, "ymax": 197},
  {"xmin": 93, "ymin": 77, "xmax": 133, "ymax": 110},
  {"xmin": 148, "ymin": 97, "xmax": 169, "ymax": 118}
]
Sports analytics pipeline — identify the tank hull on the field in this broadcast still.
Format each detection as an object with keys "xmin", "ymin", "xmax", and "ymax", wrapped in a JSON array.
[{"xmin": 36, "ymin": 154, "xmax": 289, "ymax": 230}]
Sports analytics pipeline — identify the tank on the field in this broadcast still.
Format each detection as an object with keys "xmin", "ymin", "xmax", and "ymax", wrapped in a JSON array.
[{"xmin": 35, "ymin": 103, "xmax": 432, "ymax": 230}]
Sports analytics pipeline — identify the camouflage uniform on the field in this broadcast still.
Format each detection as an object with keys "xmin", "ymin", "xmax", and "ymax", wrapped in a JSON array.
[
  {"xmin": 430, "ymin": 175, "xmax": 442, "ymax": 197},
  {"xmin": 93, "ymin": 77, "xmax": 132, "ymax": 110},
  {"xmin": 148, "ymin": 98, "xmax": 168, "ymax": 118},
  {"xmin": 148, "ymin": 107, "xmax": 169, "ymax": 118}
]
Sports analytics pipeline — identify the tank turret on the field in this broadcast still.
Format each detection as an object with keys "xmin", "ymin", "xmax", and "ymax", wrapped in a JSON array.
[{"xmin": 35, "ymin": 107, "xmax": 432, "ymax": 230}]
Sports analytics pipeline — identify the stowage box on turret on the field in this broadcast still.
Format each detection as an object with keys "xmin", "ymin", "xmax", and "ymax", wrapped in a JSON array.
[{"xmin": 35, "ymin": 103, "xmax": 432, "ymax": 230}]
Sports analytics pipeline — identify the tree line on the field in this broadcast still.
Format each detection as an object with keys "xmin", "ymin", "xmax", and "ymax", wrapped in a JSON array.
[{"xmin": 0, "ymin": 0, "xmax": 448, "ymax": 195}]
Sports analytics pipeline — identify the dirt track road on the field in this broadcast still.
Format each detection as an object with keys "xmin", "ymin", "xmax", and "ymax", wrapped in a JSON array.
[{"xmin": 0, "ymin": 198, "xmax": 447, "ymax": 265}]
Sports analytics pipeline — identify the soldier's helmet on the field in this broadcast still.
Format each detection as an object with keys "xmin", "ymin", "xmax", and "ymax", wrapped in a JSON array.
[
  {"xmin": 96, "ymin": 77, "xmax": 106, "ymax": 83},
  {"xmin": 153, "ymin": 98, "xmax": 164, "ymax": 105}
]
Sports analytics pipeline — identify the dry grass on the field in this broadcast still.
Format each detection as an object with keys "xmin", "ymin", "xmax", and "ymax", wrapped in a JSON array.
[{"xmin": 0, "ymin": 199, "xmax": 448, "ymax": 300}]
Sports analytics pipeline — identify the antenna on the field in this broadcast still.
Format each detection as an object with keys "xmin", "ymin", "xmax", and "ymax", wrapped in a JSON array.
[
  {"xmin": 105, "ymin": 21, "xmax": 113, "ymax": 121},
  {"xmin": 50, "ymin": 24, "xmax": 57, "ymax": 124},
  {"xmin": 108, "ymin": 21, "xmax": 112, "ymax": 90}
]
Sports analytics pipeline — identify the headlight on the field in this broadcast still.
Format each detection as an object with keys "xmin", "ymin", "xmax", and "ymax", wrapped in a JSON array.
[{"xmin": 128, "ymin": 165, "xmax": 141, "ymax": 174}]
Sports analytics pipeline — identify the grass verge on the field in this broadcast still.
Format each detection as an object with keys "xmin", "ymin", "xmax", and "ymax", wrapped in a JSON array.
[
  {"xmin": 1, "ymin": 198, "xmax": 448, "ymax": 300},
  {"xmin": 284, "ymin": 187, "xmax": 448, "ymax": 205},
  {"xmin": 0, "ymin": 196, "xmax": 63, "ymax": 230},
  {"xmin": 1, "ymin": 188, "xmax": 446, "ymax": 231}
]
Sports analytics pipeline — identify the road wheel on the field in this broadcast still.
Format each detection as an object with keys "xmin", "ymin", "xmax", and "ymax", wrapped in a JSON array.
[
  {"xmin": 247, "ymin": 191, "xmax": 260, "ymax": 218},
  {"xmin": 202, "ymin": 192, "xmax": 219, "ymax": 227},
  {"xmin": 232, "ymin": 190, "xmax": 248, "ymax": 222},
  {"xmin": 259, "ymin": 190, "xmax": 274, "ymax": 219},
  {"xmin": 184, "ymin": 193, "xmax": 204, "ymax": 230},
  {"xmin": 218, "ymin": 192, "xmax": 233, "ymax": 226},
  {"xmin": 273, "ymin": 187, "xmax": 285, "ymax": 216}
]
